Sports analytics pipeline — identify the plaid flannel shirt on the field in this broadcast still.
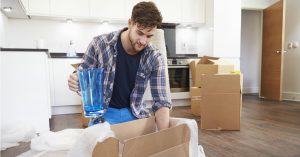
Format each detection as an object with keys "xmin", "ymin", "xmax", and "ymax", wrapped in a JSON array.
[{"xmin": 79, "ymin": 28, "xmax": 172, "ymax": 118}]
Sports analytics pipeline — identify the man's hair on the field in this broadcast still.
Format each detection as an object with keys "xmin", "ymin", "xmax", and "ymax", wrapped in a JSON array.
[{"xmin": 131, "ymin": 1, "xmax": 163, "ymax": 28}]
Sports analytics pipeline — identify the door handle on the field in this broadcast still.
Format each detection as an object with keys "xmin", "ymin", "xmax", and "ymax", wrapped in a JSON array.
[{"xmin": 275, "ymin": 50, "xmax": 287, "ymax": 54}]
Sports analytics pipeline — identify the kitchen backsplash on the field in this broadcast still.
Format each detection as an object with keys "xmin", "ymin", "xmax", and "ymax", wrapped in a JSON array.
[{"xmin": 4, "ymin": 18, "xmax": 213, "ymax": 56}]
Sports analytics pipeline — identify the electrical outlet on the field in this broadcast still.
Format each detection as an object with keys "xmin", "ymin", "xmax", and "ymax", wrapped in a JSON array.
[{"xmin": 293, "ymin": 41, "xmax": 299, "ymax": 48}]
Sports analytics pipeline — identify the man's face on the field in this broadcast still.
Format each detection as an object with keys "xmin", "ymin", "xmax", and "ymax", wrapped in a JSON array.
[{"xmin": 128, "ymin": 21, "xmax": 156, "ymax": 53}]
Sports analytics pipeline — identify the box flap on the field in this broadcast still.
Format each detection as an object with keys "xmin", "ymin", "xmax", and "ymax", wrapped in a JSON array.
[
  {"xmin": 218, "ymin": 65, "xmax": 234, "ymax": 74},
  {"xmin": 148, "ymin": 143, "xmax": 189, "ymax": 157},
  {"xmin": 198, "ymin": 56, "xmax": 219, "ymax": 64},
  {"xmin": 71, "ymin": 63, "xmax": 81, "ymax": 69},
  {"xmin": 122, "ymin": 124, "xmax": 190, "ymax": 157},
  {"xmin": 202, "ymin": 74, "xmax": 241, "ymax": 93},
  {"xmin": 92, "ymin": 137, "xmax": 119, "ymax": 157},
  {"xmin": 110, "ymin": 117, "xmax": 156, "ymax": 141},
  {"xmin": 190, "ymin": 59, "xmax": 200, "ymax": 85}
]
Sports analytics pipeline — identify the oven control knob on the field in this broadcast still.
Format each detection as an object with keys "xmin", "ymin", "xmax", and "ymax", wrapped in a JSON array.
[
  {"xmin": 167, "ymin": 60, "xmax": 172, "ymax": 65},
  {"xmin": 179, "ymin": 61, "xmax": 183, "ymax": 65}
]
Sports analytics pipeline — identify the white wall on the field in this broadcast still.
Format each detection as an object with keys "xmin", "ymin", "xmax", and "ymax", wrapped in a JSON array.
[
  {"xmin": 6, "ymin": 19, "xmax": 125, "ymax": 52},
  {"xmin": 282, "ymin": 0, "xmax": 300, "ymax": 101},
  {"xmin": 242, "ymin": 0, "xmax": 279, "ymax": 10},
  {"xmin": 196, "ymin": 0, "xmax": 214, "ymax": 57},
  {"xmin": 0, "ymin": 11, "xmax": 8, "ymax": 47},
  {"xmin": 240, "ymin": 10, "xmax": 262, "ymax": 93},
  {"xmin": 213, "ymin": 0, "xmax": 241, "ymax": 70}
]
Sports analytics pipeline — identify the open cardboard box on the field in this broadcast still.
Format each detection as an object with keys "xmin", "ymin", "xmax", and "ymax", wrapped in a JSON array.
[
  {"xmin": 92, "ymin": 117, "xmax": 190, "ymax": 157},
  {"xmin": 190, "ymin": 56, "xmax": 234, "ymax": 87}
]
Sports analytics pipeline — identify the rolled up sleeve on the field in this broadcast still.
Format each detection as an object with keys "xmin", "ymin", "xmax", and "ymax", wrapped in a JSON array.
[{"xmin": 150, "ymin": 54, "xmax": 172, "ymax": 113}]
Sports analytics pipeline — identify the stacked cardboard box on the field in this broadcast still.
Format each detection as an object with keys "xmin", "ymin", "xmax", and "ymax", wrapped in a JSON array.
[
  {"xmin": 190, "ymin": 87, "xmax": 201, "ymax": 116},
  {"xmin": 201, "ymin": 74, "xmax": 243, "ymax": 130},
  {"xmin": 189, "ymin": 56, "xmax": 234, "ymax": 116}
]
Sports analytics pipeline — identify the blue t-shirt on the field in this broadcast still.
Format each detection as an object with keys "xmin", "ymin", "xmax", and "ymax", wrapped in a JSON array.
[{"xmin": 109, "ymin": 34, "xmax": 144, "ymax": 109}]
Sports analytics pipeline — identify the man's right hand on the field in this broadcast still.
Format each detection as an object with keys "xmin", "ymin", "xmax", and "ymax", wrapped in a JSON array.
[{"xmin": 68, "ymin": 72, "xmax": 80, "ymax": 94}]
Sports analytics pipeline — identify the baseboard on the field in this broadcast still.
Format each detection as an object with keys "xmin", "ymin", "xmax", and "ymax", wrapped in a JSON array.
[
  {"xmin": 51, "ymin": 105, "xmax": 82, "ymax": 115},
  {"xmin": 282, "ymin": 91, "xmax": 300, "ymax": 102},
  {"xmin": 242, "ymin": 87, "xmax": 259, "ymax": 94}
]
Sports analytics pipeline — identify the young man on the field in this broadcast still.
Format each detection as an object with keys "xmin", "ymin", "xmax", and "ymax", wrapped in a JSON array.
[{"xmin": 68, "ymin": 1, "xmax": 171, "ymax": 130}]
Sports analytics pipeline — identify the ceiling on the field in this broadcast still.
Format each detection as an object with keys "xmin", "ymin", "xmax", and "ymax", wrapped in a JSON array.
[{"xmin": 1, "ymin": 0, "xmax": 28, "ymax": 19}]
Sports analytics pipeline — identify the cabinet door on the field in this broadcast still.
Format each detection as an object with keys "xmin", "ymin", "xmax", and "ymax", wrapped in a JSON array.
[
  {"xmin": 51, "ymin": 0, "xmax": 89, "ymax": 17},
  {"xmin": 125, "ymin": 0, "xmax": 147, "ymax": 20},
  {"xmin": 28, "ymin": 0, "xmax": 50, "ymax": 15},
  {"xmin": 126, "ymin": 0, "xmax": 181, "ymax": 23},
  {"xmin": 90, "ymin": 0, "xmax": 126, "ymax": 20},
  {"xmin": 50, "ymin": 58, "xmax": 81, "ymax": 106},
  {"xmin": 1, "ymin": 52, "xmax": 50, "ymax": 133},
  {"xmin": 181, "ymin": 0, "xmax": 205, "ymax": 23},
  {"xmin": 153, "ymin": 0, "xmax": 181, "ymax": 23}
]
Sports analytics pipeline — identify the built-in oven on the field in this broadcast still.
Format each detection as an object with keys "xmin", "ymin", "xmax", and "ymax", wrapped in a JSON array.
[{"xmin": 167, "ymin": 58, "xmax": 190, "ymax": 93}]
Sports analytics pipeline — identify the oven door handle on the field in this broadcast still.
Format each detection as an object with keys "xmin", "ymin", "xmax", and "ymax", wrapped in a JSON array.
[{"xmin": 168, "ymin": 65, "xmax": 189, "ymax": 68}]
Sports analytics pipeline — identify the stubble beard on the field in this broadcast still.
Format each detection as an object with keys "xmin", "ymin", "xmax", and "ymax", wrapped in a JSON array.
[{"xmin": 128, "ymin": 29, "xmax": 144, "ymax": 53}]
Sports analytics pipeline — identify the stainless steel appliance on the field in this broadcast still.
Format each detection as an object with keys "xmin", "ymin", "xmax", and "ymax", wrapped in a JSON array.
[{"xmin": 167, "ymin": 57, "xmax": 190, "ymax": 93}]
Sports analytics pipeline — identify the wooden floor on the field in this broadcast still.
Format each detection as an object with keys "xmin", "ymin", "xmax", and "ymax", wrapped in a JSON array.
[{"xmin": 1, "ymin": 95, "xmax": 300, "ymax": 157}]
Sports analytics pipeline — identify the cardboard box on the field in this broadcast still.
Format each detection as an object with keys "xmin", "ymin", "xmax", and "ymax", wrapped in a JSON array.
[
  {"xmin": 71, "ymin": 63, "xmax": 90, "ymax": 128},
  {"xmin": 190, "ymin": 56, "xmax": 234, "ymax": 87},
  {"xmin": 93, "ymin": 117, "xmax": 190, "ymax": 157},
  {"xmin": 201, "ymin": 74, "xmax": 242, "ymax": 130},
  {"xmin": 81, "ymin": 102, "xmax": 89, "ymax": 128},
  {"xmin": 190, "ymin": 87, "xmax": 201, "ymax": 116}
]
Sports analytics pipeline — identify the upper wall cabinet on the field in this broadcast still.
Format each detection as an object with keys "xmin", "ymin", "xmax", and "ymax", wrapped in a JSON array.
[
  {"xmin": 26, "ymin": 0, "xmax": 50, "ymax": 16},
  {"xmin": 125, "ymin": 0, "xmax": 143, "ymax": 19},
  {"xmin": 153, "ymin": 0, "xmax": 181, "ymax": 23},
  {"xmin": 90, "ymin": 0, "xmax": 126, "ymax": 21},
  {"xmin": 181, "ymin": 0, "xmax": 205, "ymax": 24},
  {"xmin": 51, "ymin": 0, "xmax": 89, "ymax": 17},
  {"xmin": 20, "ymin": 0, "xmax": 205, "ymax": 24}
]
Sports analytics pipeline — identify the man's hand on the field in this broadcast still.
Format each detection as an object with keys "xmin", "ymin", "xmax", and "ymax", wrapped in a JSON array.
[
  {"xmin": 154, "ymin": 107, "xmax": 170, "ymax": 130},
  {"xmin": 68, "ymin": 72, "xmax": 80, "ymax": 94}
]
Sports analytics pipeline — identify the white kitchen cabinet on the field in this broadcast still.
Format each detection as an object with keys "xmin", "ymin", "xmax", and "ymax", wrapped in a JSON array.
[
  {"xmin": 181, "ymin": 0, "xmax": 205, "ymax": 24},
  {"xmin": 20, "ymin": 0, "xmax": 205, "ymax": 24},
  {"xmin": 90, "ymin": 0, "xmax": 126, "ymax": 21},
  {"xmin": 125, "ymin": 0, "xmax": 147, "ymax": 19},
  {"xmin": 20, "ymin": 0, "xmax": 29, "ymax": 13},
  {"xmin": 50, "ymin": 0, "xmax": 89, "ymax": 17},
  {"xmin": 153, "ymin": 0, "xmax": 181, "ymax": 23},
  {"xmin": 49, "ymin": 58, "xmax": 82, "ymax": 107},
  {"xmin": 0, "ymin": 50, "xmax": 51, "ymax": 133},
  {"xmin": 125, "ymin": 0, "xmax": 181, "ymax": 23},
  {"xmin": 28, "ymin": 0, "xmax": 50, "ymax": 16}
]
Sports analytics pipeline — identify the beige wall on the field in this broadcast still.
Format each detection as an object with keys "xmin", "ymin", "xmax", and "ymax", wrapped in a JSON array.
[{"xmin": 282, "ymin": 0, "xmax": 300, "ymax": 101}]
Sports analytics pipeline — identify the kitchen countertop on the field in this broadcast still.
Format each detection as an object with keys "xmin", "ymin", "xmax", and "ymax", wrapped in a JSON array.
[
  {"xmin": 0, "ymin": 48, "xmax": 84, "ymax": 58},
  {"xmin": 0, "ymin": 48, "xmax": 49, "ymax": 52},
  {"xmin": 49, "ymin": 53, "xmax": 84, "ymax": 58}
]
